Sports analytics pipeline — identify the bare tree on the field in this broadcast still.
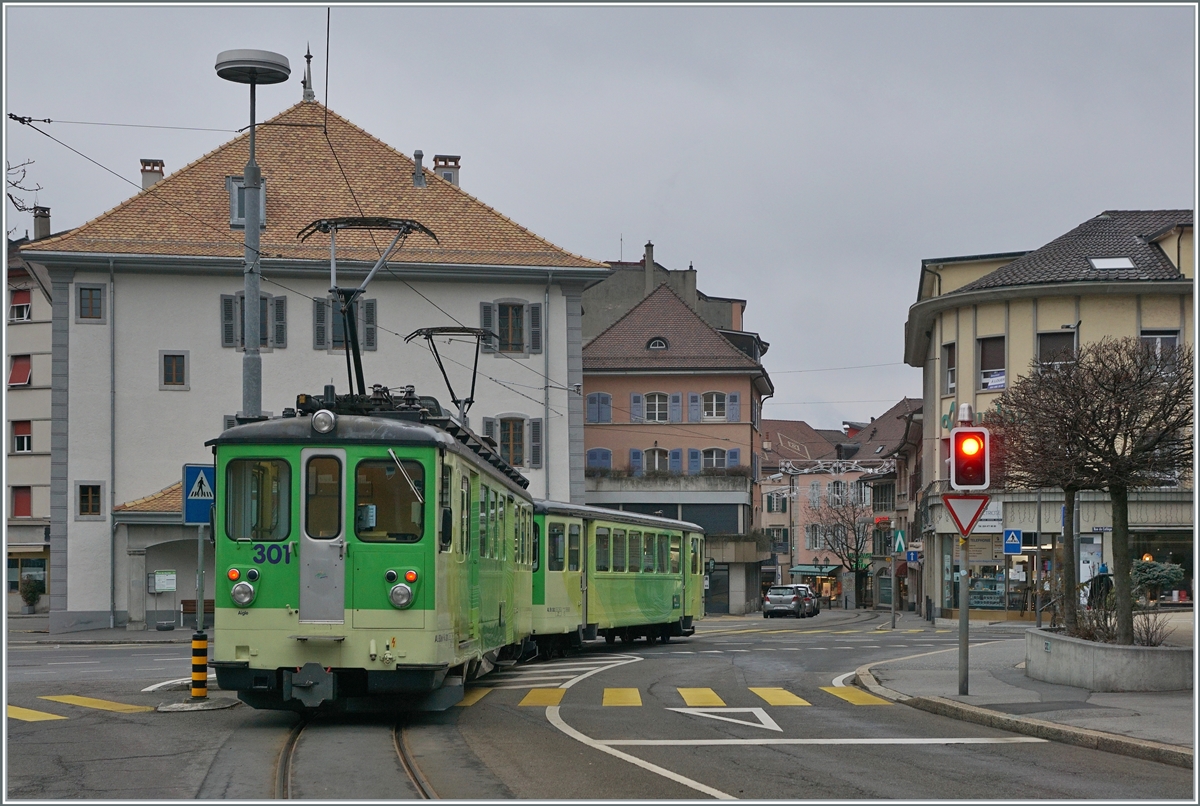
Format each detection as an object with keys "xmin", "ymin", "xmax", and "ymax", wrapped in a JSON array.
[
  {"xmin": 7, "ymin": 159, "xmax": 43, "ymax": 238},
  {"xmin": 808, "ymin": 480, "xmax": 873, "ymax": 605}
]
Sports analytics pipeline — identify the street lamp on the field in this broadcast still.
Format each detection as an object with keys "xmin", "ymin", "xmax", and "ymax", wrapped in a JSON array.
[{"xmin": 215, "ymin": 49, "xmax": 290, "ymax": 419}]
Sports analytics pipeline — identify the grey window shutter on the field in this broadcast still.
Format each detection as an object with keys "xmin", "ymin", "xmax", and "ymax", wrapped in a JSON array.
[
  {"xmin": 727, "ymin": 392, "xmax": 740, "ymax": 422},
  {"xmin": 687, "ymin": 392, "xmax": 701, "ymax": 423},
  {"xmin": 669, "ymin": 392, "xmax": 682, "ymax": 423},
  {"xmin": 687, "ymin": 448, "xmax": 701, "ymax": 475},
  {"xmin": 630, "ymin": 393, "xmax": 644, "ymax": 423},
  {"xmin": 529, "ymin": 418, "xmax": 543, "ymax": 468},
  {"xmin": 223, "ymin": 415, "xmax": 238, "ymax": 431},
  {"xmin": 480, "ymin": 302, "xmax": 496, "ymax": 352},
  {"xmin": 363, "ymin": 299, "xmax": 377, "ymax": 351},
  {"xmin": 220, "ymin": 294, "xmax": 237, "ymax": 348},
  {"xmin": 599, "ymin": 393, "xmax": 612, "ymax": 423},
  {"xmin": 313, "ymin": 298, "xmax": 328, "ymax": 349},
  {"xmin": 273, "ymin": 295, "xmax": 287, "ymax": 348},
  {"xmin": 482, "ymin": 417, "xmax": 497, "ymax": 442},
  {"xmin": 528, "ymin": 303, "xmax": 542, "ymax": 354},
  {"xmin": 727, "ymin": 448, "xmax": 741, "ymax": 467},
  {"xmin": 669, "ymin": 449, "xmax": 683, "ymax": 473},
  {"xmin": 630, "ymin": 448, "xmax": 643, "ymax": 477},
  {"xmin": 586, "ymin": 393, "xmax": 598, "ymax": 423}
]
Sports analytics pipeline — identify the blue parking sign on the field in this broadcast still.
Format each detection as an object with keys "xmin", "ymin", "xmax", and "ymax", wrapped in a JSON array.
[
  {"xmin": 1003, "ymin": 529, "xmax": 1023, "ymax": 555},
  {"xmin": 183, "ymin": 464, "xmax": 215, "ymax": 525}
]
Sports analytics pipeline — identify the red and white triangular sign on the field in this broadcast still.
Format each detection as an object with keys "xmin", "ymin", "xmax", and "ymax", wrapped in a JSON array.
[{"xmin": 941, "ymin": 494, "xmax": 990, "ymax": 536}]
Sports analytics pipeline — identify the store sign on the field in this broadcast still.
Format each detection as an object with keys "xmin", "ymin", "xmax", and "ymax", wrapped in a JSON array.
[{"xmin": 974, "ymin": 501, "xmax": 1003, "ymax": 533}]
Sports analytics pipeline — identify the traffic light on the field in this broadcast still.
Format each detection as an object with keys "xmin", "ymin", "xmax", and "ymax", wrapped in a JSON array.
[{"xmin": 950, "ymin": 426, "xmax": 990, "ymax": 490}]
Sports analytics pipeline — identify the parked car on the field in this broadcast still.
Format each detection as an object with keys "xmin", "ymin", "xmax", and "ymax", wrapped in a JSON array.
[
  {"xmin": 763, "ymin": 585, "xmax": 808, "ymax": 618},
  {"xmin": 792, "ymin": 584, "xmax": 820, "ymax": 616}
]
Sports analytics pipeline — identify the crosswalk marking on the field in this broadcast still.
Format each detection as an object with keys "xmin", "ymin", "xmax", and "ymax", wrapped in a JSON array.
[
  {"xmin": 38, "ymin": 695, "xmax": 154, "ymax": 713},
  {"xmin": 819, "ymin": 686, "xmax": 892, "ymax": 706},
  {"xmin": 519, "ymin": 688, "xmax": 566, "ymax": 706},
  {"xmin": 678, "ymin": 688, "xmax": 725, "ymax": 707},
  {"xmin": 749, "ymin": 687, "xmax": 810, "ymax": 706},
  {"xmin": 603, "ymin": 688, "xmax": 642, "ymax": 706},
  {"xmin": 456, "ymin": 688, "xmax": 492, "ymax": 707},
  {"xmin": 8, "ymin": 705, "xmax": 68, "ymax": 722}
]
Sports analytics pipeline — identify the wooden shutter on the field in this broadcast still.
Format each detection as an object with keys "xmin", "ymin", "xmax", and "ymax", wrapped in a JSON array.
[
  {"xmin": 220, "ymin": 294, "xmax": 237, "ymax": 348},
  {"xmin": 727, "ymin": 448, "xmax": 741, "ymax": 467},
  {"xmin": 272, "ymin": 296, "xmax": 287, "ymax": 348},
  {"xmin": 669, "ymin": 449, "xmax": 683, "ymax": 474},
  {"xmin": 8, "ymin": 355, "xmax": 31, "ymax": 386},
  {"xmin": 480, "ymin": 302, "xmax": 496, "ymax": 352},
  {"xmin": 766, "ymin": 495, "xmax": 774, "ymax": 513},
  {"xmin": 630, "ymin": 393, "xmax": 644, "ymax": 423},
  {"xmin": 363, "ymin": 299, "xmax": 377, "ymax": 351},
  {"xmin": 313, "ymin": 298, "xmax": 328, "ymax": 349},
  {"xmin": 669, "ymin": 393, "xmax": 683, "ymax": 423},
  {"xmin": 629, "ymin": 448, "xmax": 643, "ymax": 477},
  {"xmin": 687, "ymin": 448, "xmax": 701, "ymax": 475},
  {"xmin": 529, "ymin": 418, "xmax": 543, "ymax": 468},
  {"xmin": 687, "ymin": 392, "xmax": 701, "ymax": 423},
  {"xmin": 586, "ymin": 393, "xmax": 599, "ymax": 423},
  {"xmin": 727, "ymin": 392, "xmax": 740, "ymax": 422},
  {"xmin": 528, "ymin": 303, "xmax": 542, "ymax": 354},
  {"xmin": 599, "ymin": 393, "xmax": 612, "ymax": 423}
]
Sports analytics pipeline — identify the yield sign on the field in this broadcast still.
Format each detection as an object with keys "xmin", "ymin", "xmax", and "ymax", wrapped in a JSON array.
[
  {"xmin": 667, "ymin": 707, "xmax": 782, "ymax": 732},
  {"xmin": 941, "ymin": 494, "xmax": 991, "ymax": 537}
]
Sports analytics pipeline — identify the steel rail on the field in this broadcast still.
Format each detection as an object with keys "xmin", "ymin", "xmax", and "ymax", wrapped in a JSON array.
[{"xmin": 393, "ymin": 722, "xmax": 438, "ymax": 799}]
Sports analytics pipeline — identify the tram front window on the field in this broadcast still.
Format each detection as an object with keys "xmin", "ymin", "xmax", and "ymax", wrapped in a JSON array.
[
  {"xmin": 355, "ymin": 459, "xmax": 425, "ymax": 542},
  {"xmin": 306, "ymin": 457, "xmax": 342, "ymax": 538},
  {"xmin": 226, "ymin": 459, "xmax": 290, "ymax": 541}
]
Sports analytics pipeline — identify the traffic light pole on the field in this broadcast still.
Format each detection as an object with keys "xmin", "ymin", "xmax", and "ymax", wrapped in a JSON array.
[{"xmin": 956, "ymin": 404, "xmax": 973, "ymax": 696}]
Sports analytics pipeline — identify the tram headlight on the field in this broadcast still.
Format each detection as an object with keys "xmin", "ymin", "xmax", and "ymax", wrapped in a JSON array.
[
  {"xmin": 311, "ymin": 409, "xmax": 337, "ymax": 434},
  {"xmin": 389, "ymin": 583, "xmax": 414, "ymax": 609},
  {"xmin": 230, "ymin": 581, "xmax": 256, "ymax": 606}
]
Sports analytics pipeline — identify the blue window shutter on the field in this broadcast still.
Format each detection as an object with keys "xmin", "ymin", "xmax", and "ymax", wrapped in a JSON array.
[
  {"xmin": 687, "ymin": 392, "xmax": 701, "ymax": 423},
  {"xmin": 687, "ymin": 448, "xmax": 701, "ymax": 475},
  {"xmin": 727, "ymin": 448, "xmax": 740, "ymax": 467},
  {"xmin": 600, "ymin": 449, "xmax": 612, "ymax": 469},
  {"xmin": 528, "ymin": 303, "xmax": 542, "ymax": 354},
  {"xmin": 599, "ymin": 393, "xmax": 612, "ymax": 423},
  {"xmin": 669, "ymin": 393, "xmax": 682, "ymax": 423},
  {"xmin": 630, "ymin": 393, "xmax": 643, "ymax": 423},
  {"xmin": 587, "ymin": 449, "xmax": 612, "ymax": 469},
  {"xmin": 586, "ymin": 449, "xmax": 600, "ymax": 467},
  {"xmin": 727, "ymin": 392, "xmax": 740, "ymax": 422},
  {"xmin": 669, "ymin": 449, "xmax": 683, "ymax": 473},
  {"xmin": 586, "ymin": 393, "xmax": 598, "ymax": 423},
  {"xmin": 480, "ymin": 302, "xmax": 496, "ymax": 352},
  {"xmin": 630, "ymin": 448, "xmax": 643, "ymax": 477}
]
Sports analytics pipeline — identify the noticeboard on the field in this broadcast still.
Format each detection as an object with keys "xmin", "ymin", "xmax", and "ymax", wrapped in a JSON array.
[{"xmin": 153, "ymin": 569, "xmax": 177, "ymax": 593}]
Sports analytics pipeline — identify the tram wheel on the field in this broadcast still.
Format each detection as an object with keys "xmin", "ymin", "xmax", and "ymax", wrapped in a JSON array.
[{"xmin": 604, "ymin": 633, "xmax": 615, "ymax": 644}]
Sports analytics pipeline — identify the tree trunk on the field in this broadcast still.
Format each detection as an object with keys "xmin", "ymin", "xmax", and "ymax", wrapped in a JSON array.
[
  {"xmin": 1061, "ymin": 486, "xmax": 1078, "ymax": 634},
  {"xmin": 1110, "ymin": 483, "xmax": 1133, "ymax": 644}
]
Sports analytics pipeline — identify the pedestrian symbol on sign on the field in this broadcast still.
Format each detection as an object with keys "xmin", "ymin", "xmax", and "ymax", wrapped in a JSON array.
[
  {"xmin": 1003, "ymin": 529, "xmax": 1022, "ymax": 556},
  {"xmin": 188, "ymin": 473, "xmax": 214, "ymax": 500}
]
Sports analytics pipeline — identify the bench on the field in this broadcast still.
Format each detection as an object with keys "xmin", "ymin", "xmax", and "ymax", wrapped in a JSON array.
[{"xmin": 180, "ymin": 599, "xmax": 215, "ymax": 615}]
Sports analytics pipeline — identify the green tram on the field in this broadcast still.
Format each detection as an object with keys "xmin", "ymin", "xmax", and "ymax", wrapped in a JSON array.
[{"xmin": 207, "ymin": 387, "xmax": 704, "ymax": 713}]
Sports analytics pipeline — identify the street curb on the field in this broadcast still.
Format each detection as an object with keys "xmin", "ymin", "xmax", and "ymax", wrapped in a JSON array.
[{"xmin": 854, "ymin": 665, "xmax": 1193, "ymax": 770}]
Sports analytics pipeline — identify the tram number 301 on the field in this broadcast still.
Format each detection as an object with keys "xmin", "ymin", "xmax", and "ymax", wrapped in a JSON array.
[{"xmin": 251, "ymin": 543, "xmax": 293, "ymax": 565}]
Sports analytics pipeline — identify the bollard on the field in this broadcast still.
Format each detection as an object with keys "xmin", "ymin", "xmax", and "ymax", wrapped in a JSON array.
[{"xmin": 191, "ymin": 631, "xmax": 208, "ymax": 699}]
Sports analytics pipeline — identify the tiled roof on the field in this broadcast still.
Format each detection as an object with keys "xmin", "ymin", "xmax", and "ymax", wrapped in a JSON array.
[
  {"xmin": 583, "ymin": 284, "xmax": 761, "ymax": 371},
  {"xmin": 850, "ymin": 398, "xmax": 922, "ymax": 457},
  {"xmin": 952, "ymin": 210, "xmax": 1192, "ymax": 293},
  {"xmin": 114, "ymin": 482, "xmax": 182, "ymax": 513},
  {"xmin": 761, "ymin": 420, "xmax": 839, "ymax": 462},
  {"xmin": 25, "ymin": 101, "xmax": 606, "ymax": 270}
]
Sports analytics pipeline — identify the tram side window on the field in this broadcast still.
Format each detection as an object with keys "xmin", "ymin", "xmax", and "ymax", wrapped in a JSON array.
[
  {"xmin": 480, "ymin": 485, "xmax": 490, "ymax": 557},
  {"xmin": 305, "ymin": 456, "xmax": 342, "ymax": 538},
  {"xmin": 354, "ymin": 459, "xmax": 424, "ymax": 542},
  {"xmin": 627, "ymin": 532, "xmax": 641, "ymax": 573},
  {"xmin": 657, "ymin": 534, "xmax": 669, "ymax": 574},
  {"xmin": 670, "ymin": 535, "xmax": 682, "ymax": 574},
  {"xmin": 532, "ymin": 521, "xmax": 541, "ymax": 571},
  {"xmin": 226, "ymin": 459, "xmax": 290, "ymax": 541},
  {"xmin": 595, "ymin": 528, "xmax": 610, "ymax": 572},
  {"xmin": 490, "ymin": 490, "xmax": 499, "ymax": 559},
  {"xmin": 548, "ymin": 522, "xmax": 565, "ymax": 571},
  {"xmin": 460, "ymin": 476, "xmax": 470, "ymax": 555},
  {"xmin": 691, "ymin": 538, "xmax": 699, "ymax": 574},
  {"xmin": 568, "ymin": 524, "xmax": 581, "ymax": 571},
  {"xmin": 498, "ymin": 495, "xmax": 507, "ymax": 561},
  {"xmin": 643, "ymin": 533, "xmax": 656, "ymax": 573},
  {"xmin": 612, "ymin": 529, "xmax": 626, "ymax": 572}
]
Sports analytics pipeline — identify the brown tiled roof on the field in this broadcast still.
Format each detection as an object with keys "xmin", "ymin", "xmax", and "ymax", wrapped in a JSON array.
[
  {"xmin": 850, "ymin": 398, "xmax": 923, "ymax": 458},
  {"xmin": 114, "ymin": 482, "xmax": 182, "ymax": 513},
  {"xmin": 25, "ymin": 101, "xmax": 605, "ymax": 270},
  {"xmin": 583, "ymin": 284, "xmax": 760, "ymax": 371},
  {"xmin": 761, "ymin": 420, "xmax": 839, "ymax": 463}
]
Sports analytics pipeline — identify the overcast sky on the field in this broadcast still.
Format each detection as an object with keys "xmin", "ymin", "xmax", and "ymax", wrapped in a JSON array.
[{"xmin": 5, "ymin": 4, "xmax": 1195, "ymax": 430}]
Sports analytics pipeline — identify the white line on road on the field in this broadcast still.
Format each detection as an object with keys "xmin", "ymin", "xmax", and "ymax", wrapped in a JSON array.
[
  {"xmin": 831, "ymin": 671, "xmax": 855, "ymax": 687},
  {"xmin": 599, "ymin": 737, "xmax": 1048, "ymax": 747},
  {"xmin": 136, "ymin": 667, "xmax": 167, "ymax": 671},
  {"xmin": 47, "ymin": 661, "xmax": 100, "ymax": 665}
]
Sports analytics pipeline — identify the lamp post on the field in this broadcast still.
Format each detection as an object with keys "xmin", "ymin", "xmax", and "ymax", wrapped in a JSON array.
[{"xmin": 215, "ymin": 49, "xmax": 290, "ymax": 419}]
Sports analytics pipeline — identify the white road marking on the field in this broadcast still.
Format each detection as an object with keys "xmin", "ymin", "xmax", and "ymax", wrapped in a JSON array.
[
  {"xmin": 831, "ymin": 671, "xmax": 855, "ymax": 687},
  {"xmin": 600, "ymin": 737, "xmax": 1048, "ymax": 747},
  {"xmin": 136, "ymin": 668, "xmax": 167, "ymax": 672},
  {"xmin": 141, "ymin": 673, "xmax": 216, "ymax": 693},
  {"xmin": 699, "ymin": 650, "xmax": 723, "ymax": 654},
  {"xmin": 47, "ymin": 661, "xmax": 100, "ymax": 665},
  {"xmin": 668, "ymin": 707, "xmax": 782, "ymax": 732},
  {"xmin": 728, "ymin": 649, "xmax": 750, "ymax": 652}
]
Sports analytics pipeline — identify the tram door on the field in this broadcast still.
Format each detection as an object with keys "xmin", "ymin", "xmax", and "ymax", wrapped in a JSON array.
[
  {"xmin": 300, "ymin": 449, "xmax": 347, "ymax": 623},
  {"xmin": 578, "ymin": 522, "xmax": 588, "ymax": 631}
]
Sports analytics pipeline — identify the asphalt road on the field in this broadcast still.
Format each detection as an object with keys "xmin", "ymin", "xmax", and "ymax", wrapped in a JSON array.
[{"xmin": 5, "ymin": 610, "xmax": 1193, "ymax": 799}]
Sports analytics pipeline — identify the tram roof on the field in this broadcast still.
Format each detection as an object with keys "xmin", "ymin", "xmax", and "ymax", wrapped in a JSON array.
[{"xmin": 534, "ymin": 499, "xmax": 704, "ymax": 534}]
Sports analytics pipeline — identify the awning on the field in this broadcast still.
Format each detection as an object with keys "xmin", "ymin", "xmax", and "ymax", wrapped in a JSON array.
[{"xmin": 788, "ymin": 564, "xmax": 838, "ymax": 576}]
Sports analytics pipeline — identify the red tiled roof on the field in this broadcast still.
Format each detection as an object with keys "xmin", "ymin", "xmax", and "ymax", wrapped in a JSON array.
[{"xmin": 114, "ymin": 482, "xmax": 181, "ymax": 513}]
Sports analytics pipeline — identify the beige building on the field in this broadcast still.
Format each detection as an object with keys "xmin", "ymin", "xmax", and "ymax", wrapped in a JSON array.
[{"xmin": 904, "ymin": 209, "xmax": 1194, "ymax": 618}]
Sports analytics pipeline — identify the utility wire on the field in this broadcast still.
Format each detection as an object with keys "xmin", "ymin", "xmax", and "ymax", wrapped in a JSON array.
[
  {"xmin": 771, "ymin": 362, "xmax": 906, "ymax": 375},
  {"xmin": 7, "ymin": 115, "xmax": 237, "ymax": 133}
]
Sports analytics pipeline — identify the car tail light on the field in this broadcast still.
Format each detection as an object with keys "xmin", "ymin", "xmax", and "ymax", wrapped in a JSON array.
[{"xmin": 791, "ymin": 595, "xmax": 798, "ymax": 603}]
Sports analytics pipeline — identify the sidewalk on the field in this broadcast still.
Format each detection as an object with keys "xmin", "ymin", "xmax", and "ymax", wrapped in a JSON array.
[
  {"xmin": 7, "ymin": 614, "xmax": 206, "ymax": 644},
  {"xmin": 857, "ymin": 611, "xmax": 1195, "ymax": 769}
]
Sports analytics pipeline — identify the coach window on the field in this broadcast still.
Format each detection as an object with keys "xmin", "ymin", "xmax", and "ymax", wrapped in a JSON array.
[
  {"xmin": 627, "ymin": 532, "xmax": 642, "ymax": 573},
  {"xmin": 568, "ymin": 524, "xmax": 581, "ymax": 571},
  {"xmin": 532, "ymin": 521, "xmax": 542, "ymax": 571},
  {"xmin": 490, "ymin": 490, "xmax": 500, "ymax": 558},
  {"xmin": 670, "ymin": 536, "xmax": 682, "ymax": 574},
  {"xmin": 355, "ymin": 459, "xmax": 424, "ymax": 543},
  {"xmin": 595, "ymin": 527, "xmax": 610, "ymax": 572},
  {"xmin": 610, "ymin": 529, "xmax": 625, "ymax": 572},
  {"xmin": 657, "ymin": 534, "xmax": 669, "ymax": 574},
  {"xmin": 459, "ymin": 476, "xmax": 470, "ymax": 555},
  {"xmin": 548, "ymin": 522, "xmax": 565, "ymax": 571},
  {"xmin": 306, "ymin": 457, "xmax": 342, "ymax": 538},
  {"xmin": 226, "ymin": 459, "xmax": 290, "ymax": 541},
  {"xmin": 643, "ymin": 533, "xmax": 656, "ymax": 573}
]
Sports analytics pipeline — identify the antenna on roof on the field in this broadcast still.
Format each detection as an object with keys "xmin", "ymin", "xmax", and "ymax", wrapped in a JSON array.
[{"xmin": 302, "ymin": 44, "xmax": 315, "ymax": 101}]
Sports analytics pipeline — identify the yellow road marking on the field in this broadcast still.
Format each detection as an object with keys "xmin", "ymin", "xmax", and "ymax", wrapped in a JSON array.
[
  {"xmin": 603, "ymin": 688, "xmax": 642, "ymax": 706},
  {"xmin": 749, "ymin": 687, "xmax": 810, "ymax": 706},
  {"xmin": 819, "ymin": 686, "xmax": 892, "ymax": 705},
  {"xmin": 456, "ymin": 688, "xmax": 492, "ymax": 707},
  {"xmin": 38, "ymin": 695, "xmax": 153, "ymax": 713},
  {"xmin": 935, "ymin": 629, "xmax": 954, "ymax": 633},
  {"xmin": 904, "ymin": 629, "xmax": 925, "ymax": 633},
  {"xmin": 8, "ymin": 705, "xmax": 68, "ymax": 722},
  {"xmin": 678, "ymin": 687, "xmax": 726, "ymax": 707},
  {"xmin": 829, "ymin": 630, "xmax": 863, "ymax": 634},
  {"xmin": 519, "ymin": 688, "xmax": 566, "ymax": 706}
]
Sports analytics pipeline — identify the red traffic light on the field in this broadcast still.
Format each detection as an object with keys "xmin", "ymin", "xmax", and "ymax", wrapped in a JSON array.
[{"xmin": 950, "ymin": 427, "xmax": 990, "ymax": 490}]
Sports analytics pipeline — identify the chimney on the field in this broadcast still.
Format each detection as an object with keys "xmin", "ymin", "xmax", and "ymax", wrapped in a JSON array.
[
  {"xmin": 140, "ymin": 159, "xmax": 165, "ymax": 190},
  {"xmin": 412, "ymin": 150, "xmax": 427, "ymax": 188},
  {"xmin": 32, "ymin": 206, "xmax": 50, "ymax": 240},
  {"xmin": 682, "ymin": 260, "xmax": 698, "ymax": 308},
  {"xmin": 433, "ymin": 155, "xmax": 460, "ymax": 186},
  {"xmin": 643, "ymin": 241, "xmax": 655, "ymax": 298}
]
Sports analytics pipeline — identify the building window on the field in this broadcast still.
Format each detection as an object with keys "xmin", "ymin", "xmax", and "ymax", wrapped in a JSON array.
[
  {"xmin": 497, "ymin": 303, "xmax": 524, "ymax": 352},
  {"xmin": 805, "ymin": 524, "xmax": 822, "ymax": 551},
  {"xmin": 978, "ymin": 336, "xmax": 1005, "ymax": 391},
  {"xmin": 808, "ymin": 480, "xmax": 821, "ymax": 508},
  {"xmin": 586, "ymin": 393, "xmax": 612, "ymax": 423},
  {"xmin": 644, "ymin": 392, "xmax": 668, "ymax": 422},
  {"xmin": 8, "ymin": 355, "xmax": 32, "ymax": 387},
  {"xmin": 702, "ymin": 392, "xmax": 726, "ymax": 421},
  {"xmin": 1141, "ymin": 330, "xmax": 1179, "ymax": 359},
  {"xmin": 76, "ymin": 284, "xmax": 106, "ymax": 323},
  {"xmin": 766, "ymin": 492, "xmax": 787, "ymax": 513},
  {"xmin": 1038, "ymin": 331, "xmax": 1075, "ymax": 367},
  {"xmin": 8, "ymin": 289, "xmax": 31, "ymax": 322},
  {"xmin": 586, "ymin": 448, "xmax": 612, "ymax": 469},
  {"xmin": 479, "ymin": 299, "xmax": 541, "ymax": 356},
  {"xmin": 942, "ymin": 343, "xmax": 956, "ymax": 394},
  {"xmin": 499, "ymin": 418, "xmax": 524, "ymax": 466},
  {"xmin": 222, "ymin": 293, "xmax": 289, "ymax": 350},
  {"xmin": 827, "ymin": 480, "xmax": 847, "ymax": 507},
  {"xmin": 12, "ymin": 486, "xmax": 32, "ymax": 518},
  {"xmin": 160, "ymin": 351, "xmax": 189, "ymax": 391},
  {"xmin": 310, "ymin": 296, "xmax": 375, "ymax": 352},
  {"xmin": 645, "ymin": 448, "xmax": 669, "ymax": 471},
  {"xmin": 12, "ymin": 421, "xmax": 32, "ymax": 453},
  {"xmin": 76, "ymin": 482, "xmax": 104, "ymax": 520},
  {"xmin": 702, "ymin": 448, "xmax": 726, "ymax": 470},
  {"xmin": 9, "ymin": 557, "xmax": 46, "ymax": 592},
  {"xmin": 647, "ymin": 337, "xmax": 668, "ymax": 350},
  {"xmin": 226, "ymin": 175, "xmax": 267, "ymax": 229}
]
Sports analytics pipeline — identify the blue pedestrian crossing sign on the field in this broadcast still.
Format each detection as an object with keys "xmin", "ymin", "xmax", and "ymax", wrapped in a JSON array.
[
  {"xmin": 1003, "ymin": 529, "xmax": 1023, "ymax": 555},
  {"xmin": 183, "ymin": 464, "xmax": 216, "ymax": 526}
]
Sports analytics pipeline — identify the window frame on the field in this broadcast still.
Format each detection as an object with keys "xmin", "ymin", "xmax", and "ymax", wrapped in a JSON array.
[
  {"xmin": 978, "ymin": 336, "xmax": 1005, "ymax": 391},
  {"xmin": 12, "ymin": 421, "xmax": 32, "ymax": 454},
  {"xmin": 9, "ymin": 289, "xmax": 31, "ymax": 322},
  {"xmin": 1038, "ymin": 331, "xmax": 1077, "ymax": 368},
  {"xmin": 1141, "ymin": 329, "xmax": 1180, "ymax": 360},
  {"xmin": 645, "ymin": 447, "xmax": 670, "ymax": 472},
  {"xmin": 11, "ymin": 486, "xmax": 32, "ymax": 518},
  {"xmin": 75, "ymin": 283, "xmax": 107, "ymax": 325},
  {"xmin": 499, "ymin": 417, "xmax": 525, "ymax": 467},
  {"xmin": 942, "ymin": 342, "xmax": 956, "ymax": 395},
  {"xmin": 8, "ymin": 354, "xmax": 32, "ymax": 387},
  {"xmin": 644, "ymin": 392, "xmax": 669, "ymax": 422},
  {"xmin": 547, "ymin": 521, "xmax": 566, "ymax": 571},
  {"xmin": 304, "ymin": 455, "xmax": 344, "ymax": 540},
  {"xmin": 702, "ymin": 448, "xmax": 727, "ymax": 470},
  {"xmin": 225, "ymin": 458, "xmax": 292, "ymax": 542},
  {"xmin": 353, "ymin": 458, "xmax": 426, "ymax": 543},
  {"xmin": 159, "ymin": 350, "xmax": 190, "ymax": 391},
  {"xmin": 702, "ymin": 391, "xmax": 727, "ymax": 421},
  {"xmin": 74, "ymin": 480, "xmax": 105, "ymax": 522}
]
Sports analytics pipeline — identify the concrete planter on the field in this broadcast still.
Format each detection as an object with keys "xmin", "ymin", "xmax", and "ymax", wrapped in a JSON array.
[{"xmin": 1025, "ymin": 628, "xmax": 1193, "ymax": 692}]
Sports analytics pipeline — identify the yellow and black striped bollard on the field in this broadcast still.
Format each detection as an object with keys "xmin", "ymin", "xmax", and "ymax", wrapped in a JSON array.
[{"xmin": 191, "ymin": 631, "xmax": 208, "ymax": 699}]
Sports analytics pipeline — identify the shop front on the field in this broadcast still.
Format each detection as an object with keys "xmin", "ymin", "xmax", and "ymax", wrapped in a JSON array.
[{"xmin": 788, "ymin": 563, "xmax": 840, "ymax": 604}]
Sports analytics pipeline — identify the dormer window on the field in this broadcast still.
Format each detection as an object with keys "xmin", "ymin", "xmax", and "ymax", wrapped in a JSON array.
[
  {"xmin": 226, "ymin": 176, "xmax": 266, "ymax": 229},
  {"xmin": 647, "ymin": 337, "xmax": 668, "ymax": 350},
  {"xmin": 1088, "ymin": 257, "xmax": 1134, "ymax": 270}
]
